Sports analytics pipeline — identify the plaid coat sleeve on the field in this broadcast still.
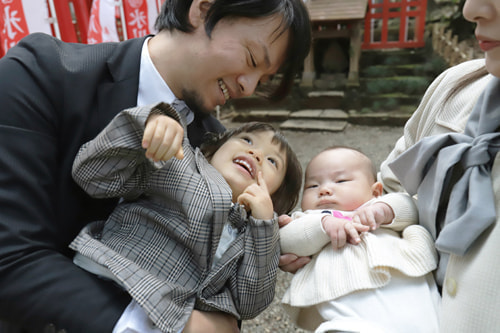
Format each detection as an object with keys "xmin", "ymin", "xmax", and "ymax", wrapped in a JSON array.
[
  {"xmin": 197, "ymin": 208, "xmax": 280, "ymax": 320},
  {"xmin": 235, "ymin": 214, "xmax": 280, "ymax": 318},
  {"xmin": 72, "ymin": 103, "xmax": 181, "ymax": 200}
]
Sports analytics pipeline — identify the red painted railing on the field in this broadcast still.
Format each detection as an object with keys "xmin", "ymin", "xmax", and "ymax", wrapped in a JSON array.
[{"xmin": 363, "ymin": 0, "xmax": 427, "ymax": 49}]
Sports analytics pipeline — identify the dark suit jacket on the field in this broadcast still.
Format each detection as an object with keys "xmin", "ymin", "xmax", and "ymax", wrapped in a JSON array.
[{"xmin": 0, "ymin": 33, "xmax": 224, "ymax": 332}]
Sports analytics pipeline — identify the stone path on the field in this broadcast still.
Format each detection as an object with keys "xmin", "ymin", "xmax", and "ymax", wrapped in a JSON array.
[{"xmin": 231, "ymin": 106, "xmax": 412, "ymax": 132}]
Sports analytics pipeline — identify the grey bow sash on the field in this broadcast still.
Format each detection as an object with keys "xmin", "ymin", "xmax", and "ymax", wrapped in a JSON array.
[{"xmin": 389, "ymin": 77, "xmax": 500, "ymax": 256}]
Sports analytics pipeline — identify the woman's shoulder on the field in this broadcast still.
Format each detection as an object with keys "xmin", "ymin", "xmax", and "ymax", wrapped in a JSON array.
[
  {"xmin": 418, "ymin": 59, "xmax": 487, "ymax": 106},
  {"xmin": 442, "ymin": 58, "xmax": 486, "ymax": 78},
  {"xmin": 437, "ymin": 59, "xmax": 492, "ymax": 129}
]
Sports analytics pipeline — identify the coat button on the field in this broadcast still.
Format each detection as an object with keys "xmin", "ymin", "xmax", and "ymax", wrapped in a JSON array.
[{"xmin": 445, "ymin": 277, "xmax": 457, "ymax": 296}]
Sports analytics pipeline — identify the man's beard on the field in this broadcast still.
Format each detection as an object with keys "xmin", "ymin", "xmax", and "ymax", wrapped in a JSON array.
[{"xmin": 181, "ymin": 88, "xmax": 211, "ymax": 119}]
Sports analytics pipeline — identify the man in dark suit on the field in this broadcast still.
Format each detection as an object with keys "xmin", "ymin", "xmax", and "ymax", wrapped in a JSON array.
[{"xmin": 0, "ymin": 0, "xmax": 311, "ymax": 331}]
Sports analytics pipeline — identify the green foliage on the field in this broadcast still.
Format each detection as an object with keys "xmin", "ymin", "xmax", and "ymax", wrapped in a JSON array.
[
  {"xmin": 365, "ymin": 76, "xmax": 430, "ymax": 95},
  {"xmin": 422, "ymin": 56, "xmax": 448, "ymax": 76},
  {"xmin": 384, "ymin": 55, "xmax": 404, "ymax": 66},
  {"xmin": 362, "ymin": 66, "xmax": 395, "ymax": 78},
  {"xmin": 371, "ymin": 97, "xmax": 399, "ymax": 111}
]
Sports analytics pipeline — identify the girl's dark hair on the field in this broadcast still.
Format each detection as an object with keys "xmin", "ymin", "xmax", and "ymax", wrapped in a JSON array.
[
  {"xmin": 155, "ymin": 0, "xmax": 312, "ymax": 102},
  {"xmin": 201, "ymin": 122, "xmax": 302, "ymax": 215}
]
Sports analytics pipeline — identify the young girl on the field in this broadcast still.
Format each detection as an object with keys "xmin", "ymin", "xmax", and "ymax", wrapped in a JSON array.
[{"xmin": 69, "ymin": 102, "xmax": 302, "ymax": 333}]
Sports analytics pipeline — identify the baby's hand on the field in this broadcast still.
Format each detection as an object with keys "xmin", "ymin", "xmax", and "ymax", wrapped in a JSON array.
[
  {"xmin": 352, "ymin": 202, "xmax": 395, "ymax": 231},
  {"xmin": 237, "ymin": 172, "xmax": 274, "ymax": 220},
  {"xmin": 322, "ymin": 215, "xmax": 369, "ymax": 250},
  {"xmin": 142, "ymin": 114, "xmax": 184, "ymax": 161}
]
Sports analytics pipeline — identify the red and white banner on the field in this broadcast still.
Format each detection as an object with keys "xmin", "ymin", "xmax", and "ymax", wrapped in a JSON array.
[
  {"xmin": 0, "ymin": 0, "xmax": 53, "ymax": 55},
  {"xmin": 87, "ymin": 0, "xmax": 163, "ymax": 44},
  {"xmin": 121, "ymin": 0, "xmax": 160, "ymax": 40},
  {"xmin": 87, "ymin": 0, "xmax": 120, "ymax": 44}
]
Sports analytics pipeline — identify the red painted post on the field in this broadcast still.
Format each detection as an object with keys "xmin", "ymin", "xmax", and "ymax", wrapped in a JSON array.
[
  {"xmin": 51, "ymin": 0, "xmax": 78, "ymax": 42},
  {"xmin": 71, "ymin": 0, "xmax": 91, "ymax": 43}
]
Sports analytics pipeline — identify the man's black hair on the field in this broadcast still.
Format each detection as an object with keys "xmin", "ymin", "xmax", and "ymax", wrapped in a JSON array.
[{"xmin": 155, "ymin": 0, "xmax": 312, "ymax": 102}]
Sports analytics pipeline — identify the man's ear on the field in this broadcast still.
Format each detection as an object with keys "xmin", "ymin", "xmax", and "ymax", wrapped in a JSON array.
[
  {"xmin": 371, "ymin": 182, "xmax": 383, "ymax": 198},
  {"xmin": 188, "ymin": 0, "xmax": 213, "ymax": 29}
]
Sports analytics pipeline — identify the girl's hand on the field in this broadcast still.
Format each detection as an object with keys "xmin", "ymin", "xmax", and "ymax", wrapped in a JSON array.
[
  {"xmin": 142, "ymin": 114, "xmax": 184, "ymax": 161},
  {"xmin": 278, "ymin": 253, "xmax": 311, "ymax": 274},
  {"xmin": 278, "ymin": 214, "xmax": 293, "ymax": 228},
  {"xmin": 237, "ymin": 172, "xmax": 274, "ymax": 220},
  {"xmin": 352, "ymin": 202, "xmax": 395, "ymax": 230}
]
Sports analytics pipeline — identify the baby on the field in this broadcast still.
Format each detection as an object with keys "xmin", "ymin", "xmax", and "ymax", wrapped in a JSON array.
[{"xmin": 280, "ymin": 146, "xmax": 441, "ymax": 333}]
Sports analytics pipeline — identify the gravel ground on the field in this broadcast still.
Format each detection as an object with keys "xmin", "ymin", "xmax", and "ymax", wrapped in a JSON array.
[{"xmin": 222, "ymin": 119, "xmax": 405, "ymax": 333}]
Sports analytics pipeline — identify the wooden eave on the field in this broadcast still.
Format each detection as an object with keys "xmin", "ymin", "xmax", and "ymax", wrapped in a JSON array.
[{"xmin": 305, "ymin": 0, "xmax": 369, "ymax": 23}]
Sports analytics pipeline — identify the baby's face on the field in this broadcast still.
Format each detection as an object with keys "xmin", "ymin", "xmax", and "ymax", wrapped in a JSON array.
[
  {"xmin": 210, "ymin": 130, "xmax": 287, "ymax": 202},
  {"xmin": 301, "ymin": 148, "xmax": 377, "ymax": 211}
]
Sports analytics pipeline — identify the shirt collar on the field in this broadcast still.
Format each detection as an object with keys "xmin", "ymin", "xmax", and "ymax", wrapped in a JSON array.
[{"xmin": 137, "ymin": 38, "xmax": 194, "ymax": 124}]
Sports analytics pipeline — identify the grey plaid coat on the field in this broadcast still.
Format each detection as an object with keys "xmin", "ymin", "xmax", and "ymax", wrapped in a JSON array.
[{"xmin": 70, "ymin": 103, "xmax": 280, "ymax": 333}]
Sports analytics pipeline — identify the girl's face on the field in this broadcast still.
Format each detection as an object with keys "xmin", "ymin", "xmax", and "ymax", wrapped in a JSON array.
[
  {"xmin": 463, "ymin": 0, "xmax": 500, "ymax": 77},
  {"xmin": 210, "ymin": 130, "xmax": 287, "ymax": 202}
]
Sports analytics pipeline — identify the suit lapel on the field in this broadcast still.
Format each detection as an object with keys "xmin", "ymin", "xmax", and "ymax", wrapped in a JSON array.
[{"xmin": 95, "ymin": 37, "xmax": 150, "ymax": 128}]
